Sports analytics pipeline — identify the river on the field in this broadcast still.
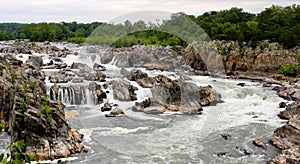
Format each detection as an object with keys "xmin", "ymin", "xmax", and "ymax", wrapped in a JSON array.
[{"xmin": 0, "ymin": 43, "xmax": 288, "ymax": 163}]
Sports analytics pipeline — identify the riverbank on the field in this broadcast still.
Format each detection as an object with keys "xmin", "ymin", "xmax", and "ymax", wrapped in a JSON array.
[
  {"xmin": 0, "ymin": 40, "xmax": 299, "ymax": 163},
  {"xmin": 183, "ymin": 40, "xmax": 300, "ymax": 163}
]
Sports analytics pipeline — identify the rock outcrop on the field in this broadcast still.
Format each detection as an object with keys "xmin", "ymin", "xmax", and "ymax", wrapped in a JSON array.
[
  {"xmin": 130, "ymin": 70, "xmax": 222, "ymax": 115},
  {"xmin": 0, "ymin": 53, "xmax": 85, "ymax": 161},
  {"xmin": 269, "ymin": 101, "xmax": 300, "ymax": 164}
]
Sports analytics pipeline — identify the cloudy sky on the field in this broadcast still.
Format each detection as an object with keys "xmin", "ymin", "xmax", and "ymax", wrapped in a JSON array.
[{"xmin": 0, "ymin": 0, "xmax": 298, "ymax": 23}]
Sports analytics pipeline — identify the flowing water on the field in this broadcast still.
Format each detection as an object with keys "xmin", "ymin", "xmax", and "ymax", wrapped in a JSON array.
[{"xmin": 1, "ymin": 43, "xmax": 288, "ymax": 163}]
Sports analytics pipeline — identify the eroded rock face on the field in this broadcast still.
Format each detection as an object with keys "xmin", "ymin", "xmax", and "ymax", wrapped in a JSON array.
[
  {"xmin": 0, "ymin": 54, "xmax": 85, "ymax": 161},
  {"xmin": 270, "ymin": 101, "xmax": 300, "ymax": 163},
  {"xmin": 183, "ymin": 40, "xmax": 299, "ymax": 77}
]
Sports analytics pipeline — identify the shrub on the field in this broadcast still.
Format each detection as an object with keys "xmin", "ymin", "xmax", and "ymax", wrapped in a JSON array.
[
  {"xmin": 278, "ymin": 63, "xmax": 298, "ymax": 76},
  {"xmin": 29, "ymin": 81, "xmax": 37, "ymax": 91},
  {"xmin": 0, "ymin": 123, "xmax": 4, "ymax": 134},
  {"xmin": 67, "ymin": 37, "xmax": 86, "ymax": 44},
  {"xmin": 39, "ymin": 105, "xmax": 53, "ymax": 123},
  {"xmin": 0, "ymin": 140, "xmax": 36, "ymax": 163}
]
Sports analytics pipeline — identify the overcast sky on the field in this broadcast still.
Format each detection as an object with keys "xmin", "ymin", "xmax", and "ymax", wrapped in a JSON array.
[{"xmin": 0, "ymin": 0, "xmax": 298, "ymax": 23}]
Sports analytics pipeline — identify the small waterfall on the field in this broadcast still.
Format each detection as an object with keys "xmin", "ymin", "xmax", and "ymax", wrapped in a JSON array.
[
  {"xmin": 48, "ymin": 85, "xmax": 96, "ymax": 106},
  {"xmin": 108, "ymin": 56, "xmax": 117, "ymax": 65},
  {"xmin": 49, "ymin": 87, "xmax": 56, "ymax": 101},
  {"xmin": 58, "ymin": 88, "xmax": 64, "ymax": 103}
]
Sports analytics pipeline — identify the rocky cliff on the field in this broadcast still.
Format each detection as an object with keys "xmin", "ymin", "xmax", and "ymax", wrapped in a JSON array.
[{"xmin": 0, "ymin": 42, "xmax": 85, "ymax": 161}]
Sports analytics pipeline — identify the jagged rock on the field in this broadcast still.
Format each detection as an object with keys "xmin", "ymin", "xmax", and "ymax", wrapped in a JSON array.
[
  {"xmin": 0, "ymin": 54, "xmax": 85, "ymax": 161},
  {"xmin": 133, "ymin": 98, "xmax": 151, "ymax": 112},
  {"xmin": 111, "ymin": 80, "xmax": 137, "ymax": 101},
  {"xmin": 270, "ymin": 101, "xmax": 300, "ymax": 163},
  {"xmin": 132, "ymin": 74, "xmax": 221, "ymax": 115},
  {"xmin": 125, "ymin": 69, "xmax": 155, "ymax": 88},
  {"xmin": 278, "ymin": 101, "xmax": 300, "ymax": 119}
]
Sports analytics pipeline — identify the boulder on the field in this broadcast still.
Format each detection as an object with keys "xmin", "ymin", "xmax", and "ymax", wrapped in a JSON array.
[
  {"xmin": 93, "ymin": 63, "xmax": 106, "ymax": 71},
  {"xmin": 111, "ymin": 80, "xmax": 137, "ymax": 101},
  {"xmin": 26, "ymin": 55, "xmax": 43, "ymax": 69},
  {"xmin": 253, "ymin": 139, "xmax": 267, "ymax": 149},
  {"xmin": 279, "ymin": 102, "xmax": 287, "ymax": 108},
  {"xmin": 101, "ymin": 103, "xmax": 112, "ymax": 112}
]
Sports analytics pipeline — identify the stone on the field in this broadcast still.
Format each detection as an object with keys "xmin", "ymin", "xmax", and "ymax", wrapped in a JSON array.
[
  {"xmin": 112, "ymin": 80, "xmax": 137, "ymax": 101},
  {"xmin": 253, "ymin": 139, "xmax": 267, "ymax": 149},
  {"xmin": 110, "ymin": 108, "xmax": 124, "ymax": 115},
  {"xmin": 50, "ymin": 71, "xmax": 73, "ymax": 83},
  {"xmin": 26, "ymin": 55, "xmax": 43, "ymax": 69},
  {"xmin": 279, "ymin": 102, "xmax": 287, "ymax": 108},
  {"xmin": 93, "ymin": 63, "xmax": 106, "ymax": 71},
  {"xmin": 101, "ymin": 103, "xmax": 112, "ymax": 112},
  {"xmin": 237, "ymin": 83, "xmax": 245, "ymax": 87}
]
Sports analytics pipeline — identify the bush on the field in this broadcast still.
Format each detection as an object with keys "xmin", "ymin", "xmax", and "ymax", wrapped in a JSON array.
[
  {"xmin": 67, "ymin": 37, "xmax": 86, "ymax": 44},
  {"xmin": 278, "ymin": 63, "xmax": 298, "ymax": 76},
  {"xmin": 0, "ymin": 123, "xmax": 4, "ymax": 134},
  {"xmin": 38, "ymin": 105, "xmax": 53, "ymax": 123}
]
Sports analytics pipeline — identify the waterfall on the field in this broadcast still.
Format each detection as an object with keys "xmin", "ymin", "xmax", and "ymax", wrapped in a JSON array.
[
  {"xmin": 108, "ymin": 56, "xmax": 117, "ymax": 65},
  {"xmin": 48, "ymin": 85, "xmax": 96, "ymax": 106}
]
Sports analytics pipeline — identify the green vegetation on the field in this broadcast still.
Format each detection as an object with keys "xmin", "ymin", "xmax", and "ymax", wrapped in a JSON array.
[
  {"xmin": 38, "ymin": 105, "xmax": 52, "ymax": 123},
  {"xmin": 10, "ymin": 71, "xmax": 18, "ymax": 82},
  {"xmin": 38, "ymin": 94, "xmax": 52, "ymax": 122},
  {"xmin": 0, "ymin": 140, "xmax": 36, "ymax": 163},
  {"xmin": 278, "ymin": 63, "xmax": 299, "ymax": 76},
  {"xmin": 0, "ymin": 5, "xmax": 298, "ymax": 48},
  {"xmin": 29, "ymin": 81, "xmax": 37, "ymax": 91},
  {"xmin": 0, "ymin": 123, "xmax": 4, "ymax": 133},
  {"xmin": 17, "ymin": 98, "xmax": 26, "ymax": 113}
]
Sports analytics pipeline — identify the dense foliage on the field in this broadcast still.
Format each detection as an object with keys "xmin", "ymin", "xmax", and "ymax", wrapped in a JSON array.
[{"xmin": 0, "ymin": 4, "xmax": 299, "ymax": 48}]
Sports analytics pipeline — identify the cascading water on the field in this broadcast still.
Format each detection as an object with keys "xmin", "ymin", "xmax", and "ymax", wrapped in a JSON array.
[{"xmin": 38, "ymin": 44, "xmax": 288, "ymax": 163}]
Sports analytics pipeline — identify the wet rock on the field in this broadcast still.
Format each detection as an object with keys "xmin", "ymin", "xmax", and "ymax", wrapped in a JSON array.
[
  {"xmin": 279, "ymin": 102, "xmax": 287, "ymax": 108},
  {"xmin": 133, "ymin": 98, "xmax": 151, "ymax": 112},
  {"xmin": 125, "ymin": 69, "xmax": 155, "ymax": 88},
  {"xmin": 237, "ymin": 83, "xmax": 245, "ymax": 87},
  {"xmin": 93, "ymin": 63, "xmax": 106, "ymax": 71},
  {"xmin": 96, "ymin": 89, "xmax": 107, "ymax": 104},
  {"xmin": 72, "ymin": 77, "xmax": 84, "ymax": 83},
  {"xmin": 101, "ymin": 103, "xmax": 112, "ymax": 112},
  {"xmin": 253, "ymin": 139, "xmax": 267, "ymax": 149},
  {"xmin": 50, "ymin": 71, "xmax": 73, "ymax": 83},
  {"xmin": 143, "ymin": 106, "xmax": 165, "ymax": 114},
  {"xmin": 110, "ymin": 108, "xmax": 124, "ymax": 115},
  {"xmin": 220, "ymin": 134, "xmax": 232, "ymax": 141}
]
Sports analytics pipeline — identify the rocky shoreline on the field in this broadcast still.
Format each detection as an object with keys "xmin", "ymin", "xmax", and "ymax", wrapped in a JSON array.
[
  {"xmin": 0, "ymin": 40, "xmax": 299, "ymax": 163},
  {"xmin": 183, "ymin": 40, "xmax": 300, "ymax": 163}
]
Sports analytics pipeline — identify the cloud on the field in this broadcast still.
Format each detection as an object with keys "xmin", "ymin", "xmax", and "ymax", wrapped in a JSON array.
[{"xmin": 0, "ymin": 0, "xmax": 297, "ymax": 23}]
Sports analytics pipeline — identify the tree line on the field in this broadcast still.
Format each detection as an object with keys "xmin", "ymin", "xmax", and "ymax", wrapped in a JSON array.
[{"xmin": 0, "ymin": 4, "xmax": 299, "ymax": 48}]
